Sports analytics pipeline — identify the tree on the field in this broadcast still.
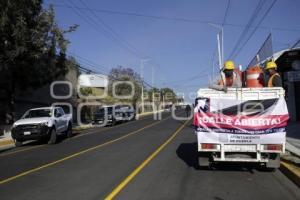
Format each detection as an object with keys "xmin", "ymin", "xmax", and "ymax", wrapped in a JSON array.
[
  {"xmin": 108, "ymin": 66, "xmax": 142, "ymax": 106},
  {"xmin": 160, "ymin": 87, "xmax": 177, "ymax": 103},
  {"xmin": 0, "ymin": 0, "xmax": 78, "ymax": 122},
  {"xmin": 147, "ymin": 87, "xmax": 177, "ymax": 103},
  {"xmin": 147, "ymin": 87, "xmax": 160, "ymax": 102}
]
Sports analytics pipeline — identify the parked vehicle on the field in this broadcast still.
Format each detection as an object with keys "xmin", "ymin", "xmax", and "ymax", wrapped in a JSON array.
[
  {"xmin": 93, "ymin": 105, "xmax": 135, "ymax": 126},
  {"xmin": 11, "ymin": 107, "xmax": 72, "ymax": 146},
  {"xmin": 117, "ymin": 105, "xmax": 136, "ymax": 121},
  {"xmin": 93, "ymin": 106, "xmax": 118, "ymax": 126},
  {"xmin": 194, "ymin": 88, "xmax": 288, "ymax": 169}
]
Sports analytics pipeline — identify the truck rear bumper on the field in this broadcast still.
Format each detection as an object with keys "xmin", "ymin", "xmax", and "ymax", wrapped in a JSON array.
[
  {"xmin": 212, "ymin": 157, "xmax": 269, "ymax": 162},
  {"xmin": 198, "ymin": 143, "xmax": 284, "ymax": 163}
]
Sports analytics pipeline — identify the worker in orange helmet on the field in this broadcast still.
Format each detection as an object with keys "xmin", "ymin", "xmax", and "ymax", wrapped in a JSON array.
[{"xmin": 264, "ymin": 61, "xmax": 282, "ymax": 87}]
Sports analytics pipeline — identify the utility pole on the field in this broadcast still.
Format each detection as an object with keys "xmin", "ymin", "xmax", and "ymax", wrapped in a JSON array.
[
  {"xmin": 140, "ymin": 59, "xmax": 149, "ymax": 113},
  {"xmin": 152, "ymin": 66, "xmax": 155, "ymax": 112},
  {"xmin": 221, "ymin": 27, "xmax": 224, "ymax": 67},
  {"xmin": 208, "ymin": 23, "xmax": 224, "ymax": 85},
  {"xmin": 217, "ymin": 33, "xmax": 222, "ymax": 71},
  {"xmin": 140, "ymin": 60, "xmax": 144, "ymax": 113},
  {"xmin": 162, "ymin": 92, "xmax": 165, "ymax": 110},
  {"xmin": 208, "ymin": 23, "xmax": 224, "ymax": 67},
  {"xmin": 217, "ymin": 32, "xmax": 226, "ymax": 86}
]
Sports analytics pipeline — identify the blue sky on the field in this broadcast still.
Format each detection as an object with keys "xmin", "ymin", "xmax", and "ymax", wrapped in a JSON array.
[{"xmin": 45, "ymin": 0, "xmax": 300, "ymax": 102}]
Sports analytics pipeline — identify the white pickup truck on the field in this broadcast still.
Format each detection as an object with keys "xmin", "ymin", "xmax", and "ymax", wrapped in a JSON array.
[
  {"xmin": 194, "ymin": 88, "xmax": 289, "ymax": 169},
  {"xmin": 11, "ymin": 107, "xmax": 72, "ymax": 146}
]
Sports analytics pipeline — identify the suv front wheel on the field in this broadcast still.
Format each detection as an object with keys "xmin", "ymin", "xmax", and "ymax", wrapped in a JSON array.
[
  {"xmin": 48, "ymin": 128, "xmax": 57, "ymax": 144},
  {"xmin": 14, "ymin": 140, "xmax": 23, "ymax": 147},
  {"xmin": 65, "ymin": 123, "xmax": 73, "ymax": 138}
]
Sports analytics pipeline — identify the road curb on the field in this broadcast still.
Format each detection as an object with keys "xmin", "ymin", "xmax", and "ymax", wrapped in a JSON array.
[
  {"xmin": 280, "ymin": 161, "xmax": 300, "ymax": 187},
  {"xmin": 0, "ymin": 139, "xmax": 14, "ymax": 147},
  {"xmin": 137, "ymin": 110, "xmax": 163, "ymax": 117},
  {"xmin": 72, "ymin": 124, "xmax": 93, "ymax": 131}
]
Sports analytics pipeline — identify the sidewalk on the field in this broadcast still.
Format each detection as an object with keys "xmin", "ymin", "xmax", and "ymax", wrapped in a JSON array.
[
  {"xmin": 286, "ymin": 121, "xmax": 300, "ymax": 156},
  {"xmin": 0, "ymin": 129, "xmax": 14, "ymax": 151}
]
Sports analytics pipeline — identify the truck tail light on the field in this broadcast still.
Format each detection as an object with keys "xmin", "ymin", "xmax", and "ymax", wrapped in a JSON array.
[
  {"xmin": 201, "ymin": 143, "xmax": 218, "ymax": 150},
  {"xmin": 263, "ymin": 144, "xmax": 282, "ymax": 151}
]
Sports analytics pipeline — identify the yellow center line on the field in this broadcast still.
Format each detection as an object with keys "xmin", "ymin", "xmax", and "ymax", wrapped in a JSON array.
[
  {"xmin": 0, "ymin": 116, "xmax": 172, "ymax": 185},
  {"xmin": 0, "ymin": 145, "xmax": 45, "ymax": 157},
  {"xmin": 104, "ymin": 120, "xmax": 189, "ymax": 200}
]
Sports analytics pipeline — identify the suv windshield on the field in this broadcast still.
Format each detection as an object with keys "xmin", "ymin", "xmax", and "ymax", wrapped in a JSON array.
[{"xmin": 23, "ymin": 109, "xmax": 52, "ymax": 118}]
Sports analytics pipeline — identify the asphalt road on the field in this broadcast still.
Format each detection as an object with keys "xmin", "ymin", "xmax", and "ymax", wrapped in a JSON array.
[{"xmin": 0, "ymin": 111, "xmax": 299, "ymax": 200}]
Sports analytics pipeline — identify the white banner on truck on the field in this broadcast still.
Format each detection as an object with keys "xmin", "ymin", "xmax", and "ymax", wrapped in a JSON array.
[{"xmin": 193, "ymin": 97, "xmax": 289, "ymax": 144}]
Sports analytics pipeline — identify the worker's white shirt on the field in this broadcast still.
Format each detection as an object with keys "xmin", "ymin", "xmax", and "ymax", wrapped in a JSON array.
[
  {"xmin": 209, "ymin": 71, "xmax": 242, "ymax": 91},
  {"xmin": 220, "ymin": 71, "xmax": 242, "ymax": 88}
]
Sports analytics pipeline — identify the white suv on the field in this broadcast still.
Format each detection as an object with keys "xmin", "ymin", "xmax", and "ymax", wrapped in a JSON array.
[{"xmin": 11, "ymin": 107, "xmax": 72, "ymax": 146}]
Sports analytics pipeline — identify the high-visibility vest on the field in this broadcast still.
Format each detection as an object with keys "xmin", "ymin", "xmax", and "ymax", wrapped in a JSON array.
[{"xmin": 267, "ymin": 73, "xmax": 280, "ymax": 87}]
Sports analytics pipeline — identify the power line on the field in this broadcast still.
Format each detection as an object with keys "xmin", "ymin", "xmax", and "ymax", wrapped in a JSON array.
[
  {"xmin": 61, "ymin": 0, "xmax": 116, "ymax": 53},
  {"xmin": 73, "ymin": 57, "xmax": 108, "ymax": 75},
  {"xmin": 228, "ymin": 0, "xmax": 265, "ymax": 60},
  {"xmin": 218, "ymin": 0, "xmax": 230, "ymax": 70},
  {"xmin": 51, "ymin": 3, "xmax": 212, "ymax": 24},
  {"xmin": 63, "ymin": 0, "xmax": 143, "ymax": 59},
  {"xmin": 67, "ymin": 52, "xmax": 157, "ymax": 89},
  {"xmin": 77, "ymin": 0, "xmax": 146, "ymax": 59},
  {"xmin": 51, "ymin": 1, "xmax": 296, "ymax": 86},
  {"xmin": 290, "ymin": 37, "xmax": 300, "ymax": 49},
  {"xmin": 231, "ymin": 0, "xmax": 277, "ymax": 60},
  {"xmin": 162, "ymin": 68, "xmax": 210, "ymax": 85},
  {"xmin": 66, "ymin": 0, "xmax": 144, "ymax": 59},
  {"xmin": 222, "ymin": 0, "xmax": 230, "ymax": 25},
  {"xmin": 76, "ymin": 0, "xmax": 160, "ymax": 88},
  {"xmin": 62, "ymin": 0, "xmax": 167, "ymax": 88},
  {"xmin": 48, "ymin": 3, "xmax": 300, "ymax": 32},
  {"xmin": 68, "ymin": 51, "xmax": 110, "ymax": 72}
]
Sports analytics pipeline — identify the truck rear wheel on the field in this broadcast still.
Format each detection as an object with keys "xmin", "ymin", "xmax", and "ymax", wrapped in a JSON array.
[{"xmin": 48, "ymin": 128, "xmax": 57, "ymax": 144}]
